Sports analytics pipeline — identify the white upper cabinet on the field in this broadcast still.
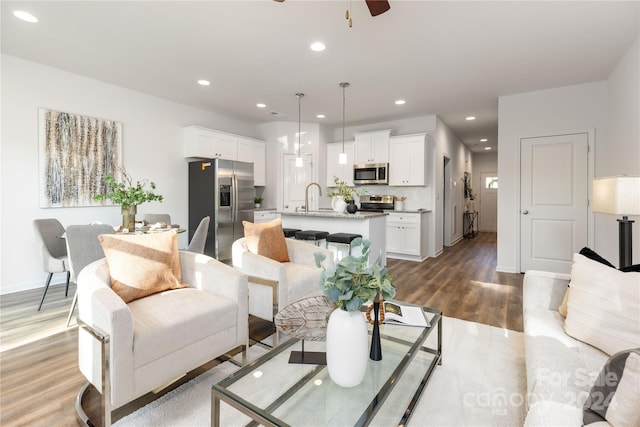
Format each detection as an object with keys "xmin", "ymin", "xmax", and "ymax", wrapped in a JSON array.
[
  {"xmin": 183, "ymin": 126, "xmax": 266, "ymax": 186},
  {"xmin": 238, "ymin": 137, "xmax": 267, "ymax": 186},
  {"xmin": 389, "ymin": 133, "xmax": 427, "ymax": 186},
  {"xmin": 326, "ymin": 142, "xmax": 355, "ymax": 186},
  {"xmin": 216, "ymin": 133, "xmax": 239, "ymax": 160},
  {"xmin": 183, "ymin": 126, "xmax": 237, "ymax": 160},
  {"xmin": 354, "ymin": 130, "xmax": 391, "ymax": 164}
]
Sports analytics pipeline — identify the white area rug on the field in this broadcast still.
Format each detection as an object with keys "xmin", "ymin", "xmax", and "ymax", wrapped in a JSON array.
[{"xmin": 114, "ymin": 317, "xmax": 525, "ymax": 427}]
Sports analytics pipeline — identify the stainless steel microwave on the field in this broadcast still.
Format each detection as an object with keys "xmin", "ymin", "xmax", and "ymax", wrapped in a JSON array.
[{"xmin": 353, "ymin": 163, "xmax": 388, "ymax": 185}]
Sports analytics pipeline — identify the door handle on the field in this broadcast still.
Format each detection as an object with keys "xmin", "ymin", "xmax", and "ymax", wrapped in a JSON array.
[{"xmin": 522, "ymin": 210, "xmax": 529, "ymax": 215}]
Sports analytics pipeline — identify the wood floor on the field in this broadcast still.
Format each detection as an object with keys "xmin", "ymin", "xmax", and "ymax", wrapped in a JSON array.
[{"xmin": 0, "ymin": 231, "xmax": 522, "ymax": 426}]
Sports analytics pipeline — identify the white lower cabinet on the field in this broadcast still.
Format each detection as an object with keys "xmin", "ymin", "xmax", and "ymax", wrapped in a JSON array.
[
  {"xmin": 385, "ymin": 211, "xmax": 429, "ymax": 261},
  {"xmin": 254, "ymin": 210, "xmax": 279, "ymax": 224}
]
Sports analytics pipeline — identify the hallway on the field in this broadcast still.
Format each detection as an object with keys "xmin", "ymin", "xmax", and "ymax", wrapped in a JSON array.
[{"xmin": 388, "ymin": 232, "xmax": 523, "ymax": 332}]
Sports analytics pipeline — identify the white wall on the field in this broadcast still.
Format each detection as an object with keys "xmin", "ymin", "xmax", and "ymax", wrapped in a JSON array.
[
  {"xmin": 497, "ymin": 81, "xmax": 607, "ymax": 273},
  {"xmin": 497, "ymin": 38, "xmax": 639, "ymax": 272},
  {"xmin": 597, "ymin": 38, "xmax": 640, "ymax": 264},
  {"xmin": 435, "ymin": 117, "xmax": 471, "ymax": 251},
  {"xmin": 1, "ymin": 55, "xmax": 258, "ymax": 294},
  {"xmin": 256, "ymin": 121, "xmax": 326, "ymax": 211}
]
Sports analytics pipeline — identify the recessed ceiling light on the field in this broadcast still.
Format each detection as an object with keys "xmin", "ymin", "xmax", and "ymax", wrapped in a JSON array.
[
  {"xmin": 256, "ymin": 103, "xmax": 267, "ymax": 108},
  {"xmin": 395, "ymin": 99, "xmax": 406, "ymax": 105},
  {"xmin": 316, "ymin": 114, "xmax": 325, "ymax": 119},
  {"xmin": 13, "ymin": 10, "xmax": 38, "ymax": 23},
  {"xmin": 310, "ymin": 42, "xmax": 326, "ymax": 52},
  {"xmin": 484, "ymin": 147, "xmax": 491, "ymax": 150},
  {"xmin": 197, "ymin": 79, "xmax": 210, "ymax": 86},
  {"xmin": 480, "ymin": 138, "xmax": 488, "ymax": 142},
  {"xmin": 466, "ymin": 116, "xmax": 476, "ymax": 121}
]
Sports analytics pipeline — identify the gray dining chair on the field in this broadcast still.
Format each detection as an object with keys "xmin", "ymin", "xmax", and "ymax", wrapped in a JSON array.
[
  {"xmin": 142, "ymin": 213, "xmax": 171, "ymax": 225},
  {"xmin": 187, "ymin": 216, "xmax": 210, "ymax": 254},
  {"xmin": 33, "ymin": 218, "xmax": 70, "ymax": 311},
  {"xmin": 64, "ymin": 223, "xmax": 115, "ymax": 326}
]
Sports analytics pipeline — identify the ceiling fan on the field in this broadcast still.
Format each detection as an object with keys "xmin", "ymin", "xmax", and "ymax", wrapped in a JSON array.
[{"xmin": 273, "ymin": 0, "xmax": 391, "ymax": 24}]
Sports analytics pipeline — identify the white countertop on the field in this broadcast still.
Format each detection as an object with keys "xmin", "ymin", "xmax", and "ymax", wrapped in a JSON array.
[
  {"xmin": 278, "ymin": 210, "xmax": 387, "ymax": 219},
  {"xmin": 384, "ymin": 209, "xmax": 432, "ymax": 213}
]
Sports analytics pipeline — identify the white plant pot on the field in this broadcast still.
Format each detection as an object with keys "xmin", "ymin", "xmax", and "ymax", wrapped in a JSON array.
[
  {"xmin": 326, "ymin": 308, "xmax": 369, "ymax": 388},
  {"xmin": 394, "ymin": 201, "xmax": 404, "ymax": 211},
  {"xmin": 331, "ymin": 196, "xmax": 347, "ymax": 214}
]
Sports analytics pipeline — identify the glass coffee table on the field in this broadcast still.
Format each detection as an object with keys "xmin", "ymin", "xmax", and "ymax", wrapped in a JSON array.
[{"xmin": 212, "ymin": 304, "xmax": 442, "ymax": 427}]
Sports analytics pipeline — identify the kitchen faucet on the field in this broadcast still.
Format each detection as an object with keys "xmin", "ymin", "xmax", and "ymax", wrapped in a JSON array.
[{"xmin": 305, "ymin": 182, "xmax": 322, "ymax": 213}]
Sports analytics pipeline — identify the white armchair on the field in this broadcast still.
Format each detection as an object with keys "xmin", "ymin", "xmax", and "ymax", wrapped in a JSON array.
[
  {"xmin": 232, "ymin": 237, "xmax": 334, "ymax": 321},
  {"xmin": 76, "ymin": 250, "xmax": 248, "ymax": 426}
]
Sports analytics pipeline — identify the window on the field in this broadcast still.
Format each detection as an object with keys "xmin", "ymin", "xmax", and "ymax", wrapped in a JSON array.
[{"xmin": 485, "ymin": 177, "xmax": 498, "ymax": 189}]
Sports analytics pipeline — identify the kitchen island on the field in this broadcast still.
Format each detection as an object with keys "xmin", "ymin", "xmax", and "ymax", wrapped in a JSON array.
[{"xmin": 279, "ymin": 210, "xmax": 387, "ymax": 265}]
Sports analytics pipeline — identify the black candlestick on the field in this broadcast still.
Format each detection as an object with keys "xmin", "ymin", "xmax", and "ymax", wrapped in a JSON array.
[{"xmin": 370, "ymin": 296, "xmax": 382, "ymax": 361}]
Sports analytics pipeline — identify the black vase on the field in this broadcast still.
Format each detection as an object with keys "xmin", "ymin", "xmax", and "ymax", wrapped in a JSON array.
[
  {"xmin": 346, "ymin": 200, "xmax": 358, "ymax": 214},
  {"xmin": 370, "ymin": 298, "xmax": 382, "ymax": 361}
]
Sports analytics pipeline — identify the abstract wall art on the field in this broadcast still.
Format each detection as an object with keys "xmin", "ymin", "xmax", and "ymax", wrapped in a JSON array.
[{"xmin": 39, "ymin": 109, "xmax": 122, "ymax": 207}]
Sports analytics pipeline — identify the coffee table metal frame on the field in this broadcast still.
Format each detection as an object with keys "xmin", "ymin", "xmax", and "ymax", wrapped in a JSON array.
[{"xmin": 212, "ymin": 304, "xmax": 442, "ymax": 427}]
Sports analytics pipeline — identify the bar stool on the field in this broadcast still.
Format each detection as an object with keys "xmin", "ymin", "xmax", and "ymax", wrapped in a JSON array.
[
  {"xmin": 295, "ymin": 230, "xmax": 329, "ymax": 246},
  {"xmin": 283, "ymin": 228, "xmax": 301, "ymax": 238},
  {"xmin": 326, "ymin": 233, "xmax": 362, "ymax": 261}
]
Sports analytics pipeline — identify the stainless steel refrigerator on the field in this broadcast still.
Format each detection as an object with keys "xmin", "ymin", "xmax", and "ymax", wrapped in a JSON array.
[{"xmin": 188, "ymin": 159, "xmax": 255, "ymax": 262}]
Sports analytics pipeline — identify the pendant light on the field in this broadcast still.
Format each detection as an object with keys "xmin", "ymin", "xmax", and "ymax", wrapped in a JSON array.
[
  {"xmin": 295, "ymin": 93, "xmax": 304, "ymax": 168},
  {"xmin": 338, "ymin": 82, "xmax": 350, "ymax": 165}
]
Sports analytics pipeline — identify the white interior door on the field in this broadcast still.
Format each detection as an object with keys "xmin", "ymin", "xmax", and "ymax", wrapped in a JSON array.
[
  {"xmin": 479, "ymin": 172, "xmax": 498, "ymax": 232},
  {"xmin": 520, "ymin": 134, "xmax": 588, "ymax": 273},
  {"xmin": 283, "ymin": 153, "xmax": 313, "ymax": 212}
]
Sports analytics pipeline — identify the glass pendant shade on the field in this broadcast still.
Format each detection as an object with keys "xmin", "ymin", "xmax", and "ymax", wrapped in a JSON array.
[{"xmin": 338, "ymin": 152, "xmax": 347, "ymax": 164}]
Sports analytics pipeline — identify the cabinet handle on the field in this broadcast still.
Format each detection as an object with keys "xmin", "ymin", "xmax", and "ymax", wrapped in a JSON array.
[{"xmin": 522, "ymin": 210, "xmax": 529, "ymax": 215}]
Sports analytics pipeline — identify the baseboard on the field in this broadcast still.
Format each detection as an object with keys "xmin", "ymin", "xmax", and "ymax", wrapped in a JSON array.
[
  {"xmin": 496, "ymin": 265, "xmax": 518, "ymax": 274},
  {"xmin": 0, "ymin": 276, "xmax": 66, "ymax": 296},
  {"xmin": 450, "ymin": 235, "xmax": 464, "ymax": 246}
]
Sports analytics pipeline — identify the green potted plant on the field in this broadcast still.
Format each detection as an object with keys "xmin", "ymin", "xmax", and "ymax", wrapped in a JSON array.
[
  {"xmin": 254, "ymin": 197, "xmax": 263, "ymax": 208},
  {"xmin": 94, "ymin": 168, "xmax": 163, "ymax": 231},
  {"xmin": 314, "ymin": 238, "xmax": 395, "ymax": 386},
  {"xmin": 327, "ymin": 176, "xmax": 365, "ymax": 213}
]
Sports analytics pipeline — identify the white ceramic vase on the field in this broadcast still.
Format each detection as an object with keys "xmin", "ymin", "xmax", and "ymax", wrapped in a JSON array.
[
  {"xmin": 326, "ymin": 308, "xmax": 369, "ymax": 387},
  {"xmin": 331, "ymin": 196, "xmax": 347, "ymax": 214}
]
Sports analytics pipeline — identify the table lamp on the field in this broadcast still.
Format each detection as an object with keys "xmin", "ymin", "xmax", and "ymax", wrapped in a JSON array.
[{"xmin": 592, "ymin": 176, "xmax": 640, "ymax": 268}]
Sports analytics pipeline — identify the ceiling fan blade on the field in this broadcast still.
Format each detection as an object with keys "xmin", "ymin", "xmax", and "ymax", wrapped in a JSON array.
[{"xmin": 365, "ymin": 0, "xmax": 390, "ymax": 16}]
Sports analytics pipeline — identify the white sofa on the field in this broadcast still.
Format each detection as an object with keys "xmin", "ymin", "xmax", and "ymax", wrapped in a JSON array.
[
  {"xmin": 77, "ymin": 250, "xmax": 248, "ymax": 425},
  {"xmin": 522, "ymin": 270, "xmax": 608, "ymax": 426}
]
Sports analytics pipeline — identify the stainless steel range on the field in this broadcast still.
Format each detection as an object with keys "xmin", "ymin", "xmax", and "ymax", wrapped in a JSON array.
[{"xmin": 359, "ymin": 195, "xmax": 395, "ymax": 212}]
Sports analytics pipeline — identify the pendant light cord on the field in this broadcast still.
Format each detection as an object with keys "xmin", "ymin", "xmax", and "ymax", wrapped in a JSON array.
[
  {"xmin": 342, "ymin": 85, "xmax": 345, "ymax": 152},
  {"xmin": 296, "ymin": 93, "xmax": 304, "ymax": 159},
  {"xmin": 339, "ymin": 82, "xmax": 349, "ymax": 153}
]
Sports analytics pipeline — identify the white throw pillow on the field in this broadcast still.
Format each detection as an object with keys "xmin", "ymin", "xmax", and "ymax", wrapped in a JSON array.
[{"xmin": 564, "ymin": 253, "xmax": 640, "ymax": 356}]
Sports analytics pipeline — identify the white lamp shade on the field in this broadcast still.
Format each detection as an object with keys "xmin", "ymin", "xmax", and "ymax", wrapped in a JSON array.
[
  {"xmin": 592, "ymin": 176, "xmax": 640, "ymax": 215},
  {"xmin": 338, "ymin": 152, "xmax": 347, "ymax": 164},
  {"xmin": 295, "ymin": 156, "xmax": 304, "ymax": 168}
]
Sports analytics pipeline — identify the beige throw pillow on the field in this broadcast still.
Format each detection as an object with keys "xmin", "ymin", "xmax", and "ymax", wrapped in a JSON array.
[
  {"xmin": 564, "ymin": 253, "xmax": 640, "ymax": 355},
  {"xmin": 99, "ymin": 230, "xmax": 188, "ymax": 303},
  {"xmin": 243, "ymin": 218, "xmax": 290, "ymax": 262}
]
